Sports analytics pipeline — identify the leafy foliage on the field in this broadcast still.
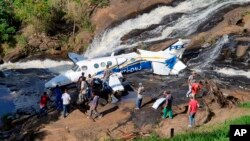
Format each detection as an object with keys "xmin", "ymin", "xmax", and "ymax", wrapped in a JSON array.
[
  {"xmin": 0, "ymin": 0, "xmax": 18, "ymax": 43},
  {"xmin": 13, "ymin": 0, "xmax": 52, "ymax": 33}
]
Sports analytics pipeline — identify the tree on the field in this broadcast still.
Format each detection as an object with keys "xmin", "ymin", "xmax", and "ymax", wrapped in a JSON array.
[
  {"xmin": 0, "ymin": 0, "xmax": 17, "ymax": 43},
  {"xmin": 13, "ymin": 0, "xmax": 52, "ymax": 34}
]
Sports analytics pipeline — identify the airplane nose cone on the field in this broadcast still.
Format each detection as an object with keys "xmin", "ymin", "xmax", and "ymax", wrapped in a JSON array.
[{"xmin": 45, "ymin": 74, "xmax": 72, "ymax": 88}]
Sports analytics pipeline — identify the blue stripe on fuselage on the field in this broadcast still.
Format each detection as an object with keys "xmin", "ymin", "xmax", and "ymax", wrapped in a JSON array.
[
  {"xmin": 120, "ymin": 61, "xmax": 152, "ymax": 74},
  {"xmin": 96, "ymin": 61, "xmax": 152, "ymax": 75}
]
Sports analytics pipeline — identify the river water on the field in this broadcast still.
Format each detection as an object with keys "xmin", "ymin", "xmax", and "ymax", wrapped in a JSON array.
[{"xmin": 0, "ymin": 0, "xmax": 249, "ymax": 126}]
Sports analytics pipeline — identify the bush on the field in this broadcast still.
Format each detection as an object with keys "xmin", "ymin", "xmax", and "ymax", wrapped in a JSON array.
[{"xmin": 0, "ymin": 0, "xmax": 19, "ymax": 43}]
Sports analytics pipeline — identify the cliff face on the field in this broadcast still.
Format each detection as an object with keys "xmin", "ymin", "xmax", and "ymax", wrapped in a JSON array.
[{"xmin": 1, "ymin": 0, "xmax": 250, "ymax": 63}]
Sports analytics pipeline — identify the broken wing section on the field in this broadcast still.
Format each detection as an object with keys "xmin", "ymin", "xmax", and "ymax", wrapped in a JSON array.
[{"xmin": 108, "ymin": 72, "xmax": 124, "ymax": 92}]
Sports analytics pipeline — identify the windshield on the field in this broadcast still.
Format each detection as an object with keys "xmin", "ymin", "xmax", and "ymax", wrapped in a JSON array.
[{"xmin": 71, "ymin": 64, "xmax": 79, "ymax": 72}]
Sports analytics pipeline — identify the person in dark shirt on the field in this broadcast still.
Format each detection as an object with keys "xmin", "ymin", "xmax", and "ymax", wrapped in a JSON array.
[
  {"xmin": 53, "ymin": 85, "xmax": 63, "ymax": 111},
  {"xmin": 162, "ymin": 91, "xmax": 173, "ymax": 119}
]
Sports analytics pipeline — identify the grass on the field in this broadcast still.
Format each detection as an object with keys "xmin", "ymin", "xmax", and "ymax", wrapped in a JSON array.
[
  {"xmin": 239, "ymin": 102, "xmax": 250, "ymax": 108},
  {"xmin": 135, "ymin": 114, "xmax": 250, "ymax": 141}
]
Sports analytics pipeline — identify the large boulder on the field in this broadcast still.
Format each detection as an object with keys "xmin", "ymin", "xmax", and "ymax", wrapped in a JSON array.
[{"xmin": 3, "ymin": 48, "xmax": 26, "ymax": 63}]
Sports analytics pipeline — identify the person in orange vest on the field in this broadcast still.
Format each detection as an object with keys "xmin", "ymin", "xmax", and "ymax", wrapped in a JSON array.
[{"xmin": 191, "ymin": 81, "xmax": 203, "ymax": 99}]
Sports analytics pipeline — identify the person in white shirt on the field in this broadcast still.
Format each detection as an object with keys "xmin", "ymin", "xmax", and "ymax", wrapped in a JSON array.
[
  {"xmin": 62, "ymin": 89, "xmax": 71, "ymax": 118},
  {"xmin": 135, "ymin": 82, "xmax": 145, "ymax": 110}
]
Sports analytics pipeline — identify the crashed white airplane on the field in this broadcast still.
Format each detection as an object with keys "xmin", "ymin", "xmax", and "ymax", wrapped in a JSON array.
[{"xmin": 45, "ymin": 39, "xmax": 190, "ymax": 92}]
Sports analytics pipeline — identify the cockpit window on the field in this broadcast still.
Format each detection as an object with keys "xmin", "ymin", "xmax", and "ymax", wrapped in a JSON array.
[
  {"xmin": 94, "ymin": 63, "xmax": 99, "ymax": 68},
  {"xmin": 71, "ymin": 65, "xmax": 80, "ymax": 72},
  {"xmin": 107, "ymin": 61, "xmax": 112, "ymax": 66},
  {"xmin": 82, "ymin": 66, "xmax": 88, "ymax": 71},
  {"xmin": 130, "ymin": 58, "xmax": 136, "ymax": 62},
  {"xmin": 101, "ymin": 62, "xmax": 106, "ymax": 67}
]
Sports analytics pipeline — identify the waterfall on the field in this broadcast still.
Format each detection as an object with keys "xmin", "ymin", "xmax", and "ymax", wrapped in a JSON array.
[
  {"xmin": 187, "ymin": 35, "xmax": 229, "ymax": 70},
  {"xmin": 0, "ymin": 60, "xmax": 73, "ymax": 74},
  {"xmin": 85, "ymin": 0, "xmax": 250, "ymax": 58}
]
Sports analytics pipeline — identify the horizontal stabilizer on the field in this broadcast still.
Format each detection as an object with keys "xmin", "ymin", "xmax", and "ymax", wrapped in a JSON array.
[{"xmin": 68, "ymin": 52, "xmax": 87, "ymax": 63}]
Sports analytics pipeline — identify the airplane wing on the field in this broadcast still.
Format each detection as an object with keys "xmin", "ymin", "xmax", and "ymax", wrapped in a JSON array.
[
  {"xmin": 68, "ymin": 52, "xmax": 87, "ymax": 63},
  {"xmin": 108, "ymin": 72, "xmax": 124, "ymax": 92}
]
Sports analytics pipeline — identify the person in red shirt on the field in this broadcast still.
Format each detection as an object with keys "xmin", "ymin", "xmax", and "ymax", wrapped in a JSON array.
[
  {"xmin": 39, "ymin": 92, "xmax": 51, "ymax": 117},
  {"xmin": 187, "ymin": 96, "xmax": 200, "ymax": 127},
  {"xmin": 191, "ymin": 81, "xmax": 203, "ymax": 99}
]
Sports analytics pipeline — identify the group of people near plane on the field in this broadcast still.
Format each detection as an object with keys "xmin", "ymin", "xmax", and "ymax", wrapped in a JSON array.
[
  {"xmin": 39, "ymin": 65, "xmax": 203, "ymax": 127},
  {"xmin": 135, "ymin": 71, "xmax": 203, "ymax": 128},
  {"xmin": 38, "ymin": 65, "xmax": 112, "ymax": 119}
]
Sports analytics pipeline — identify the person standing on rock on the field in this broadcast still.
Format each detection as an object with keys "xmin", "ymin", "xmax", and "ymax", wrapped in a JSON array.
[
  {"xmin": 77, "ymin": 72, "xmax": 85, "ymax": 93},
  {"xmin": 191, "ymin": 81, "xmax": 203, "ymax": 99},
  {"xmin": 86, "ymin": 74, "xmax": 93, "ymax": 100},
  {"xmin": 186, "ymin": 71, "xmax": 197, "ymax": 98},
  {"xmin": 79, "ymin": 77, "xmax": 88, "ymax": 103},
  {"xmin": 102, "ymin": 65, "xmax": 112, "ymax": 90},
  {"xmin": 62, "ymin": 89, "xmax": 71, "ymax": 118},
  {"xmin": 87, "ymin": 92, "xmax": 102, "ymax": 119},
  {"xmin": 39, "ymin": 92, "xmax": 51, "ymax": 117},
  {"xmin": 135, "ymin": 82, "xmax": 145, "ymax": 110},
  {"xmin": 162, "ymin": 91, "xmax": 173, "ymax": 119},
  {"xmin": 53, "ymin": 85, "xmax": 63, "ymax": 111},
  {"xmin": 187, "ymin": 95, "xmax": 200, "ymax": 127}
]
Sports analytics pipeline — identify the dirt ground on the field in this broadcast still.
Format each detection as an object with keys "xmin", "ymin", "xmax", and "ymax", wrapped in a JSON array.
[{"xmin": 31, "ymin": 87, "xmax": 250, "ymax": 141}]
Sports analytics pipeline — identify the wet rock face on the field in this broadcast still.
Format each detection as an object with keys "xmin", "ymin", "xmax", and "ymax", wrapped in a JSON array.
[
  {"xmin": 0, "ymin": 56, "xmax": 4, "ymax": 64},
  {"xmin": 0, "ymin": 71, "xmax": 5, "ymax": 77}
]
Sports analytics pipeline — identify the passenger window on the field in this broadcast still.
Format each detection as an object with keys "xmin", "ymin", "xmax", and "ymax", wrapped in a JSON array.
[
  {"xmin": 94, "ymin": 63, "xmax": 99, "ymax": 68},
  {"xmin": 107, "ymin": 61, "xmax": 112, "ymax": 66},
  {"xmin": 82, "ymin": 66, "xmax": 88, "ymax": 71},
  {"xmin": 101, "ymin": 62, "xmax": 106, "ymax": 67},
  {"xmin": 130, "ymin": 58, "xmax": 136, "ymax": 62}
]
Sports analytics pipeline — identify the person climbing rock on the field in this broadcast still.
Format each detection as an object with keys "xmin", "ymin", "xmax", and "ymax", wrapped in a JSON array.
[{"xmin": 186, "ymin": 71, "xmax": 197, "ymax": 98}]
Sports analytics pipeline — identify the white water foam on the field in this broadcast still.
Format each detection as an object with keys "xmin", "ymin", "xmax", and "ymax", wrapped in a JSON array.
[
  {"xmin": 216, "ymin": 68, "xmax": 250, "ymax": 79},
  {"xmin": 0, "ymin": 60, "xmax": 73, "ymax": 74},
  {"xmin": 85, "ymin": 0, "xmax": 250, "ymax": 58},
  {"xmin": 187, "ymin": 35, "xmax": 229, "ymax": 70}
]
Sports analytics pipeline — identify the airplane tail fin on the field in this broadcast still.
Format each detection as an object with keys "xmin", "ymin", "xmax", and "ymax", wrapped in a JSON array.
[{"xmin": 164, "ymin": 39, "xmax": 191, "ymax": 58}]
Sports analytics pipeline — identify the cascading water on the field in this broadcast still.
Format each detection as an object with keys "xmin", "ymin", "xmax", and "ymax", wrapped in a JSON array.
[
  {"xmin": 85, "ymin": 0, "xmax": 250, "ymax": 58},
  {"xmin": 0, "ymin": 0, "xmax": 249, "ymax": 120},
  {"xmin": 187, "ymin": 35, "xmax": 229, "ymax": 70},
  {"xmin": 0, "ymin": 59, "xmax": 73, "ymax": 74}
]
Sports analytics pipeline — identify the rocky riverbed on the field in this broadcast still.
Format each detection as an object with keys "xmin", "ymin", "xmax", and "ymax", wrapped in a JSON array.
[{"xmin": 0, "ymin": 0, "xmax": 250, "ymax": 140}]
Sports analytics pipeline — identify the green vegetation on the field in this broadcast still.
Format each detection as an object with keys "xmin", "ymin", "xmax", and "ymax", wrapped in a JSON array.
[
  {"xmin": 0, "ymin": 0, "xmax": 110, "ymax": 57},
  {"xmin": 0, "ymin": 0, "xmax": 19, "ymax": 43},
  {"xmin": 135, "ymin": 115, "xmax": 250, "ymax": 141},
  {"xmin": 239, "ymin": 102, "xmax": 250, "ymax": 108}
]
